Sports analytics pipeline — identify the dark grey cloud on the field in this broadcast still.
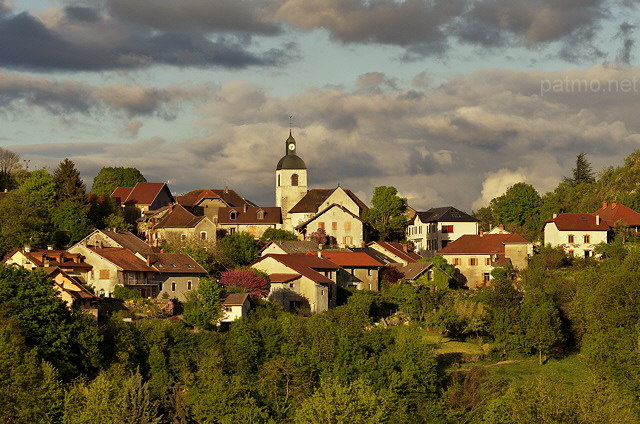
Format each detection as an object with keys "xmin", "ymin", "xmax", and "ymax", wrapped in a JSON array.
[
  {"xmin": 0, "ymin": 3, "xmax": 297, "ymax": 71},
  {"xmin": 107, "ymin": 0, "xmax": 281, "ymax": 35}
]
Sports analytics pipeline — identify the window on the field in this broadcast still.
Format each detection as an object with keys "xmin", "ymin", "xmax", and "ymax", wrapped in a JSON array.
[
  {"xmin": 584, "ymin": 235, "xmax": 590, "ymax": 243},
  {"xmin": 568, "ymin": 250, "xmax": 574, "ymax": 257},
  {"xmin": 225, "ymin": 306, "xmax": 232, "ymax": 312},
  {"xmin": 277, "ymin": 175, "xmax": 280, "ymax": 187},
  {"xmin": 321, "ymin": 290, "xmax": 325, "ymax": 296},
  {"xmin": 485, "ymin": 258, "xmax": 491, "ymax": 265},
  {"xmin": 289, "ymin": 283, "xmax": 295, "ymax": 288},
  {"xmin": 230, "ymin": 210, "xmax": 238, "ymax": 220},
  {"xmin": 185, "ymin": 264, "xmax": 193, "ymax": 269},
  {"xmin": 344, "ymin": 222, "xmax": 351, "ymax": 231},
  {"xmin": 171, "ymin": 282, "xmax": 176, "ymax": 292},
  {"xmin": 257, "ymin": 209, "xmax": 265, "ymax": 220},
  {"xmin": 427, "ymin": 270, "xmax": 433, "ymax": 281},
  {"xmin": 291, "ymin": 174, "xmax": 299, "ymax": 186},
  {"xmin": 483, "ymin": 273, "xmax": 491, "ymax": 284},
  {"xmin": 584, "ymin": 250, "xmax": 591, "ymax": 258},
  {"xmin": 332, "ymin": 222, "xmax": 338, "ymax": 230},
  {"xmin": 469, "ymin": 258, "xmax": 478, "ymax": 266},
  {"xmin": 453, "ymin": 258, "xmax": 461, "ymax": 266},
  {"xmin": 367, "ymin": 269, "xmax": 372, "ymax": 276},
  {"xmin": 568, "ymin": 234, "xmax": 574, "ymax": 243},
  {"xmin": 181, "ymin": 234, "xmax": 186, "ymax": 241},
  {"xmin": 249, "ymin": 226, "xmax": 257, "ymax": 236},
  {"xmin": 442, "ymin": 225, "xmax": 454, "ymax": 233},
  {"xmin": 200, "ymin": 231, "xmax": 207, "ymax": 240},
  {"xmin": 228, "ymin": 228, "xmax": 235, "ymax": 235},
  {"xmin": 169, "ymin": 263, "xmax": 177, "ymax": 268},
  {"xmin": 187, "ymin": 281, "xmax": 192, "ymax": 290},
  {"xmin": 99, "ymin": 269, "xmax": 110, "ymax": 279},
  {"xmin": 318, "ymin": 222, "xmax": 325, "ymax": 230}
]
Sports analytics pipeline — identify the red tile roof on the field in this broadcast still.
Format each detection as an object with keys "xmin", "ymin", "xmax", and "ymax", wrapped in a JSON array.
[
  {"xmin": 154, "ymin": 204, "xmax": 205, "ymax": 228},
  {"xmin": 309, "ymin": 251, "xmax": 384, "ymax": 267},
  {"xmin": 101, "ymin": 230, "xmax": 160, "ymax": 254},
  {"xmin": 145, "ymin": 253, "xmax": 207, "ymax": 274},
  {"xmin": 545, "ymin": 213, "xmax": 610, "ymax": 231},
  {"xmin": 437, "ymin": 233, "xmax": 530, "ymax": 255},
  {"xmin": 592, "ymin": 201, "xmax": 640, "ymax": 227},
  {"xmin": 252, "ymin": 254, "xmax": 339, "ymax": 283},
  {"xmin": 175, "ymin": 189, "xmax": 222, "ymax": 208},
  {"xmin": 217, "ymin": 207, "xmax": 282, "ymax": 224},
  {"xmin": 3, "ymin": 248, "xmax": 92, "ymax": 269},
  {"xmin": 89, "ymin": 247, "xmax": 155, "ymax": 272},
  {"xmin": 176, "ymin": 188, "xmax": 255, "ymax": 208},
  {"xmin": 111, "ymin": 182, "xmax": 172, "ymax": 206}
]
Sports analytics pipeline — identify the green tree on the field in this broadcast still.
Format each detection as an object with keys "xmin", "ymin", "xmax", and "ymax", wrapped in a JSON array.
[
  {"xmin": 0, "ymin": 319, "xmax": 64, "ymax": 424},
  {"xmin": 53, "ymin": 158, "xmax": 86, "ymax": 204},
  {"xmin": 51, "ymin": 199, "xmax": 93, "ymax": 247},
  {"xmin": 103, "ymin": 212, "xmax": 133, "ymax": 231},
  {"xmin": 565, "ymin": 152, "xmax": 595, "ymax": 186},
  {"xmin": 520, "ymin": 292, "xmax": 563, "ymax": 364},
  {"xmin": 362, "ymin": 186, "xmax": 409, "ymax": 242},
  {"xmin": 111, "ymin": 368, "xmax": 162, "ymax": 424},
  {"xmin": 0, "ymin": 147, "xmax": 21, "ymax": 191},
  {"xmin": 90, "ymin": 166, "xmax": 146, "ymax": 196},
  {"xmin": 0, "ymin": 265, "xmax": 102, "ymax": 380},
  {"xmin": 294, "ymin": 378, "xmax": 393, "ymax": 424},
  {"xmin": 218, "ymin": 232, "xmax": 261, "ymax": 267},
  {"xmin": 182, "ymin": 276, "xmax": 224, "ymax": 330},
  {"xmin": 489, "ymin": 182, "xmax": 541, "ymax": 240},
  {"xmin": 260, "ymin": 227, "xmax": 300, "ymax": 241}
]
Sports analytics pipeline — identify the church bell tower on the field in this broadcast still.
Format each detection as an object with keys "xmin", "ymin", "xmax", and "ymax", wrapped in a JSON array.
[{"xmin": 276, "ymin": 131, "xmax": 307, "ymax": 230}]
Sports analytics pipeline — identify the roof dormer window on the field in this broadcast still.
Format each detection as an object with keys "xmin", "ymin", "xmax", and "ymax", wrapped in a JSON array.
[
  {"xmin": 230, "ymin": 209, "xmax": 238, "ymax": 220},
  {"xmin": 257, "ymin": 209, "xmax": 265, "ymax": 220}
]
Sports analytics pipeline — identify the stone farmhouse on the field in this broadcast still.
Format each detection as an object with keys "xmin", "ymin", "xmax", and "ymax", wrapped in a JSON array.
[{"xmin": 437, "ymin": 233, "xmax": 533, "ymax": 288}]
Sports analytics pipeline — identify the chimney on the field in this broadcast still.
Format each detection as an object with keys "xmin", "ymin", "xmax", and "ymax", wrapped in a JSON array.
[
  {"xmin": 47, "ymin": 245, "xmax": 54, "ymax": 250},
  {"xmin": 489, "ymin": 221, "xmax": 493, "ymax": 230},
  {"xmin": 479, "ymin": 229, "xmax": 484, "ymax": 235},
  {"xmin": 498, "ymin": 224, "xmax": 504, "ymax": 230},
  {"xmin": 317, "ymin": 251, "xmax": 322, "ymax": 258},
  {"xmin": 402, "ymin": 244, "xmax": 408, "ymax": 252},
  {"xmin": 602, "ymin": 201, "xmax": 607, "ymax": 209},
  {"xmin": 612, "ymin": 201, "xmax": 617, "ymax": 208},
  {"xmin": 596, "ymin": 215, "xmax": 600, "ymax": 226},
  {"xmin": 552, "ymin": 213, "xmax": 557, "ymax": 219},
  {"xmin": 243, "ymin": 204, "xmax": 247, "ymax": 213},
  {"xmin": 24, "ymin": 244, "xmax": 31, "ymax": 253}
]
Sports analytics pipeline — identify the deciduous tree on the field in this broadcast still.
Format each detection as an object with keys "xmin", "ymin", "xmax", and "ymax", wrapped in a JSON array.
[
  {"xmin": 219, "ymin": 268, "xmax": 270, "ymax": 299},
  {"xmin": 260, "ymin": 228, "xmax": 299, "ymax": 242},
  {"xmin": 362, "ymin": 186, "xmax": 409, "ymax": 241},
  {"xmin": 90, "ymin": 166, "xmax": 146, "ymax": 196}
]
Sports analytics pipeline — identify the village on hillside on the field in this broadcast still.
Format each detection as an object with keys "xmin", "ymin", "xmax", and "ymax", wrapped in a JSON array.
[{"xmin": 2, "ymin": 136, "xmax": 639, "ymax": 318}]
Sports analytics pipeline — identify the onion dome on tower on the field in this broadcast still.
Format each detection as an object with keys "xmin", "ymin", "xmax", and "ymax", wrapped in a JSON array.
[{"xmin": 276, "ymin": 131, "xmax": 306, "ymax": 170}]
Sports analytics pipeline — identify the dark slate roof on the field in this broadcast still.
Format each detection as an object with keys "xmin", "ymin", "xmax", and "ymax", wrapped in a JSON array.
[
  {"xmin": 544, "ymin": 213, "xmax": 610, "ymax": 231},
  {"xmin": 388, "ymin": 262, "xmax": 433, "ymax": 280},
  {"xmin": 145, "ymin": 253, "xmax": 207, "ymax": 274},
  {"xmin": 288, "ymin": 188, "xmax": 368, "ymax": 214},
  {"xmin": 217, "ymin": 207, "xmax": 282, "ymax": 225},
  {"xmin": 437, "ymin": 233, "xmax": 530, "ymax": 255},
  {"xmin": 222, "ymin": 293, "xmax": 250, "ymax": 306},
  {"xmin": 414, "ymin": 206, "xmax": 479, "ymax": 223},
  {"xmin": 261, "ymin": 241, "xmax": 319, "ymax": 255},
  {"xmin": 310, "ymin": 251, "xmax": 384, "ymax": 267}
]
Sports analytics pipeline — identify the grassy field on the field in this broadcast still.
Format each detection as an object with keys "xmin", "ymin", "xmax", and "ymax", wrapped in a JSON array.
[{"xmin": 418, "ymin": 327, "xmax": 591, "ymax": 388}]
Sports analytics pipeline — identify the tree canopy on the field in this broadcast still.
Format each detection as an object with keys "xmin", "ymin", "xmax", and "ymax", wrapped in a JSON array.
[
  {"xmin": 53, "ymin": 158, "xmax": 86, "ymax": 204},
  {"xmin": 362, "ymin": 186, "xmax": 409, "ymax": 242},
  {"xmin": 90, "ymin": 167, "xmax": 146, "ymax": 196}
]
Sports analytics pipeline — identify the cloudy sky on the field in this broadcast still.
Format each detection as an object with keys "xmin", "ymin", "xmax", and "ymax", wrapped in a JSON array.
[{"xmin": 2, "ymin": 0, "xmax": 639, "ymax": 212}]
